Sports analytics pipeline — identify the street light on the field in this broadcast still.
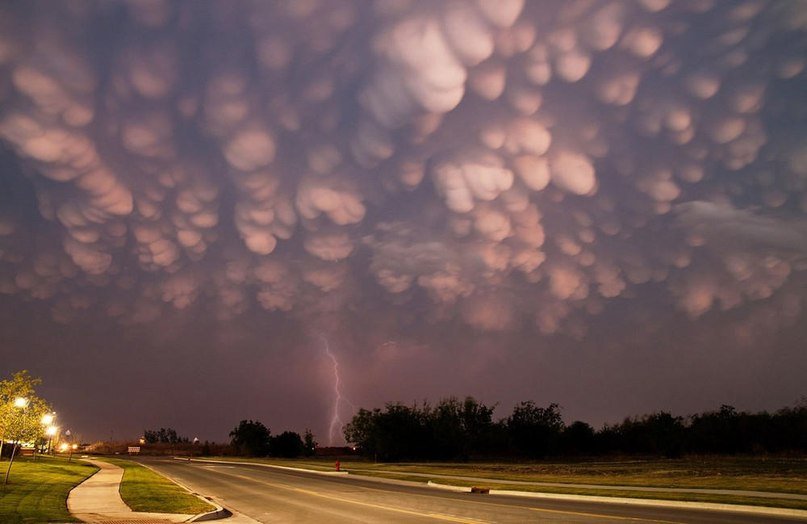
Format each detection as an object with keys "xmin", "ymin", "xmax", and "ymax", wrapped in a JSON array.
[
  {"xmin": 4, "ymin": 398, "xmax": 29, "ymax": 487},
  {"xmin": 45, "ymin": 425, "xmax": 58, "ymax": 455},
  {"xmin": 39, "ymin": 413, "xmax": 56, "ymax": 455},
  {"xmin": 65, "ymin": 430, "xmax": 74, "ymax": 461}
]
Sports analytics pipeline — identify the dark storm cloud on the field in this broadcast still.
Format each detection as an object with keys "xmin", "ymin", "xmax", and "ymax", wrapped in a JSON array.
[{"xmin": 1, "ymin": 0, "xmax": 806, "ymax": 338}]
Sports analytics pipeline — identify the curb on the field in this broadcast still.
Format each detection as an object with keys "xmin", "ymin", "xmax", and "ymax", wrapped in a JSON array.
[
  {"xmin": 423, "ymin": 478, "xmax": 807, "ymax": 520},
  {"xmin": 190, "ymin": 506, "xmax": 232, "ymax": 522},
  {"xmin": 427, "ymin": 480, "xmax": 471, "ymax": 493},
  {"xmin": 136, "ymin": 460, "xmax": 231, "ymax": 522},
  {"xmin": 426, "ymin": 486, "xmax": 807, "ymax": 519},
  {"xmin": 486, "ymin": 489, "xmax": 807, "ymax": 520},
  {"xmin": 176, "ymin": 457, "xmax": 350, "ymax": 477}
]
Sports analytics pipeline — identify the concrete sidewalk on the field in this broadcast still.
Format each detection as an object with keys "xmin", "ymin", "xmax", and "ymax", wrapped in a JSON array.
[{"xmin": 67, "ymin": 459, "xmax": 195, "ymax": 523}]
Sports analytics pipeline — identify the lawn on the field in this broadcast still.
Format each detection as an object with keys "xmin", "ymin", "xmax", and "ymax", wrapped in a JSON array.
[
  {"xmin": 197, "ymin": 455, "xmax": 807, "ymax": 510},
  {"xmin": 0, "ymin": 455, "xmax": 98, "ymax": 523},
  {"xmin": 103, "ymin": 458, "xmax": 214, "ymax": 514}
]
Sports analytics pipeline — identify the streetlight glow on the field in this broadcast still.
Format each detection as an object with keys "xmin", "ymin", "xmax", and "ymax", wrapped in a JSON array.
[
  {"xmin": 46, "ymin": 425, "xmax": 58, "ymax": 437},
  {"xmin": 42, "ymin": 413, "xmax": 55, "ymax": 425},
  {"xmin": 13, "ymin": 396, "xmax": 28, "ymax": 409}
]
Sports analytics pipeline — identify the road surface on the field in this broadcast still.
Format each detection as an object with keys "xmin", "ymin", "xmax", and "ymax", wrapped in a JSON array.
[{"xmin": 137, "ymin": 457, "xmax": 805, "ymax": 523}]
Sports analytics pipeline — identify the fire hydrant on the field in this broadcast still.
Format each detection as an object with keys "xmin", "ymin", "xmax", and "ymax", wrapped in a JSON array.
[{"xmin": 335, "ymin": 460, "xmax": 341, "ymax": 472}]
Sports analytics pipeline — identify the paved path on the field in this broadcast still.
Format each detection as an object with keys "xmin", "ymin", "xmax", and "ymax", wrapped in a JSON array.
[{"xmin": 67, "ymin": 459, "xmax": 194, "ymax": 523}]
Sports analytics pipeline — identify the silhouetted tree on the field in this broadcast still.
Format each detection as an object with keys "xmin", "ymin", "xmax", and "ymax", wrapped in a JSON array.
[
  {"xmin": 689, "ymin": 405, "xmax": 740, "ymax": 453},
  {"xmin": 430, "ymin": 398, "xmax": 466, "ymax": 459},
  {"xmin": 229, "ymin": 420, "xmax": 271, "ymax": 456},
  {"xmin": 343, "ymin": 397, "xmax": 807, "ymax": 460},
  {"xmin": 373, "ymin": 403, "xmax": 429, "ymax": 460},
  {"xmin": 459, "ymin": 397, "xmax": 499, "ymax": 455},
  {"xmin": 426, "ymin": 397, "xmax": 499, "ymax": 459},
  {"xmin": 604, "ymin": 412, "xmax": 685, "ymax": 457},
  {"xmin": 344, "ymin": 408, "xmax": 380, "ymax": 457},
  {"xmin": 561, "ymin": 420, "xmax": 596, "ymax": 455},
  {"xmin": 143, "ymin": 427, "xmax": 187, "ymax": 444},
  {"xmin": 271, "ymin": 431, "xmax": 305, "ymax": 458},
  {"xmin": 507, "ymin": 402, "xmax": 564, "ymax": 458},
  {"xmin": 771, "ymin": 401, "xmax": 807, "ymax": 452},
  {"xmin": 303, "ymin": 429, "xmax": 317, "ymax": 457}
]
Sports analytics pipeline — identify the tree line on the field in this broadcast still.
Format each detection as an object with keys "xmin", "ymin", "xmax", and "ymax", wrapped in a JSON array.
[
  {"xmin": 143, "ymin": 427, "xmax": 190, "ymax": 444},
  {"xmin": 138, "ymin": 422, "xmax": 318, "ymax": 458},
  {"xmin": 343, "ymin": 397, "xmax": 807, "ymax": 461},
  {"xmin": 228, "ymin": 420, "xmax": 317, "ymax": 458}
]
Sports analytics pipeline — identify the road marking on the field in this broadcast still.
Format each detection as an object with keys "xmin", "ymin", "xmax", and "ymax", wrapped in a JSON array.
[
  {"xmin": 413, "ymin": 490, "xmax": 680, "ymax": 523},
  {"xmin": 528, "ymin": 507, "xmax": 681, "ymax": 523},
  {"xmin": 208, "ymin": 469, "xmax": 487, "ymax": 523}
]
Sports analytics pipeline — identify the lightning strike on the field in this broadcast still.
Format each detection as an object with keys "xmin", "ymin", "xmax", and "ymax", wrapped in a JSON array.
[{"xmin": 320, "ymin": 335, "xmax": 355, "ymax": 446}]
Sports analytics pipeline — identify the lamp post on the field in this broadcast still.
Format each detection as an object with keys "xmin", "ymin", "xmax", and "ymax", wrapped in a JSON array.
[
  {"xmin": 3, "ymin": 397, "xmax": 28, "ymax": 488},
  {"xmin": 45, "ymin": 425, "xmax": 57, "ymax": 456},
  {"xmin": 64, "ymin": 430, "xmax": 73, "ymax": 461},
  {"xmin": 38, "ymin": 412, "xmax": 55, "ymax": 458}
]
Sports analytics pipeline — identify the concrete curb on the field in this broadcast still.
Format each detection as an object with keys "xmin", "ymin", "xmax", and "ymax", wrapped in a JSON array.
[
  {"xmin": 176, "ymin": 457, "xmax": 350, "ymax": 477},
  {"xmin": 422, "ymin": 475, "xmax": 807, "ymax": 520},
  {"xmin": 136, "ymin": 459, "xmax": 231, "ymax": 522},
  {"xmin": 427, "ymin": 480, "xmax": 472, "ymax": 493},
  {"xmin": 348, "ymin": 467, "xmax": 807, "ymax": 501},
  {"xmin": 190, "ymin": 506, "xmax": 232, "ymax": 522},
  {"xmin": 422, "ymin": 480, "xmax": 807, "ymax": 520}
]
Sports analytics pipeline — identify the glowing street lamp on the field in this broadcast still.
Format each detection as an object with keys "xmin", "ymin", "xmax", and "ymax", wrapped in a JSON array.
[
  {"xmin": 45, "ymin": 425, "xmax": 58, "ymax": 455},
  {"xmin": 4, "ymin": 398, "xmax": 29, "ymax": 487},
  {"xmin": 39, "ymin": 413, "xmax": 56, "ymax": 456}
]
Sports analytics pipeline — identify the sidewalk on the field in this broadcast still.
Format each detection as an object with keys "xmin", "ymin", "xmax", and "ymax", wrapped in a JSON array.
[{"xmin": 67, "ymin": 459, "xmax": 194, "ymax": 523}]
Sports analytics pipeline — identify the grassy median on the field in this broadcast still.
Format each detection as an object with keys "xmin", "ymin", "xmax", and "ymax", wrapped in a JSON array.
[
  {"xmin": 197, "ymin": 455, "xmax": 807, "ymax": 510},
  {"xmin": 103, "ymin": 458, "xmax": 214, "ymax": 515},
  {"xmin": 0, "ymin": 455, "xmax": 98, "ymax": 523}
]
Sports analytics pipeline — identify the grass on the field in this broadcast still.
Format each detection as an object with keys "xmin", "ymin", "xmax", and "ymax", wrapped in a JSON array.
[
  {"xmin": 198, "ymin": 455, "xmax": 807, "ymax": 510},
  {"xmin": 0, "ymin": 455, "xmax": 98, "ymax": 523},
  {"xmin": 103, "ymin": 457, "xmax": 214, "ymax": 515}
]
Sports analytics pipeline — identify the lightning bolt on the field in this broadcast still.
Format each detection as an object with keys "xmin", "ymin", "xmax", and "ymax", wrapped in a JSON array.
[{"xmin": 319, "ymin": 335, "xmax": 355, "ymax": 446}]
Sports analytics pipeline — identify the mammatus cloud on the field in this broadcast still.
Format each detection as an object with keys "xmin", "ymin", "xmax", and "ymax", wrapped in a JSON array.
[{"xmin": 0, "ymin": 0, "xmax": 806, "ymax": 338}]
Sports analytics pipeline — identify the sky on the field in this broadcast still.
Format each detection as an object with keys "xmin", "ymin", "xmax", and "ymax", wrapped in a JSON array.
[{"xmin": 0, "ymin": 0, "xmax": 806, "ymax": 445}]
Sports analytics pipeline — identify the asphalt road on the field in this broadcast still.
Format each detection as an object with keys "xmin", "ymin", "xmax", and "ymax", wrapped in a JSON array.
[{"xmin": 137, "ymin": 458, "xmax": 806, "ymax": 524}]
